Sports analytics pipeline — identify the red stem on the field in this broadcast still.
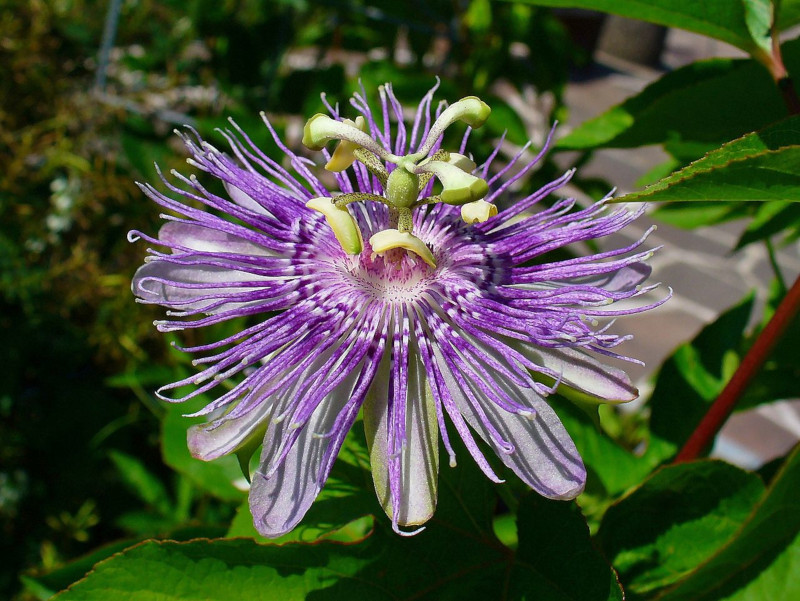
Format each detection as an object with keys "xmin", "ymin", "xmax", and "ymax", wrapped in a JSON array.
[
  {"xmin": 674, "ymin": 36, "xmax": 800, "ymax": 464},
  {"xmin": 674, "ymin": 273, "xmax": 800, "ymax": 462},
  {"xmin": 768, "ymin": 36, "xmax": 800, "ymax": 115}
]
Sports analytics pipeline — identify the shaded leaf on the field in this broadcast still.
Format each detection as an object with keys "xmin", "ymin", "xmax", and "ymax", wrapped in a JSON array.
[
  {"xmin": 516, "ymin": 1, "xmax": 775, "ymax": 54},
  {"xmin": 108, "ymin": 450, "xmax": 172, "ymax": 517},
  {"xmin": 776, "ymin": 0, "xmax": 800, "ymax": 29},
  {"xmin": 513, "ymin": 494, "xmax": 625, "ymax": 600},
  {"xmin": 655, "ymin": 445, "xmax": 800, "ymax": 600},
  {"xmin": 557, "ymin": 49, "xmax": 792, "ymax": 154},
  {"xmin": 597, "ymin": 461, "xmax": 765, "ymax": 599}
]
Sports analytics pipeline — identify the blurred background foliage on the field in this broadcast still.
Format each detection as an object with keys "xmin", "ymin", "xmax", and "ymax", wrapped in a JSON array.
[
  {"xmin": 1, "ymin": 1, "xmax": 586, "ymax": 598},
  {"xmin": 8, "ymin": 0, "xmax": 800, "ymax": 598}
]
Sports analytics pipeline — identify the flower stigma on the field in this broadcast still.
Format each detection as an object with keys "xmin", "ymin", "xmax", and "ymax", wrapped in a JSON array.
[{"xmin": 304, "ymin": 95, "xmax": 492, "ymax": 266}]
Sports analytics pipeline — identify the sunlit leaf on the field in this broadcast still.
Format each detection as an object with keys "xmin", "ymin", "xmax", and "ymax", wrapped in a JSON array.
[{"xmin": 617, "ymin": 115, "xmax": 800, "ymax": 203}]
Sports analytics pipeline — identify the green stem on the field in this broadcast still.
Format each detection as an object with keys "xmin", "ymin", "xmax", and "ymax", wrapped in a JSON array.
[
  {"xmin": 674, "ymin": 272, "xmax": 800, "ymax": 462},
  {"xmin": 765, "ymin": 238, "xmax": 787, "ymax": 294}
]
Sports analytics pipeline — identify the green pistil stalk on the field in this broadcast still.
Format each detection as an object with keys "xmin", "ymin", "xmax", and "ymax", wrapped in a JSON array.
[
  {"xmin": 333, "ymin": 192, "xmax": 385, "ymax": 210},
  {"xmin": 353, "ymin": 148, "xmax": 388, "ymax": 185},
  {"xmin": 397, "ymin": 208, "xmax": 414, "ymax": 233}
]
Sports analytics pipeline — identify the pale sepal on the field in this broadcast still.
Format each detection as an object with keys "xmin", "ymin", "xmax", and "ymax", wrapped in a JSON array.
[{"xmin": 363, "ymin": 350, "xmax": 439, "ymax": 527}]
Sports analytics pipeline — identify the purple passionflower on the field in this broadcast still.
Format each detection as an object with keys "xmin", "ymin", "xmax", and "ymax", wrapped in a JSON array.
[{"xmin": 131, "ymin": 82, "xmax": 661, "ymax": 537}]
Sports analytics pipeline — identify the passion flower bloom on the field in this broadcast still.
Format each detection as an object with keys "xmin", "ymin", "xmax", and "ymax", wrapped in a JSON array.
[{"xmin": 131, "ymin": 83, "xmax": 661, "ymax": 538}]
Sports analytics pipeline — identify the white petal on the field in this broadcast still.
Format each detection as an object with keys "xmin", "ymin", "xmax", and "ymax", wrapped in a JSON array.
[
  {"xmin": 433, "ymin": 344, "xmax": 585, "ymax": 499},
  {"xmin": 248, "ymin": 370, "xmax": 360, "ymax": 538},
  {"xmin": 575, "ymin": 262, "xmax": 651, "ymax": 293},
  {"xmin": 188, "ymin": 402, "xmax": 273, "ymax": 461},
  {"xmin": 521, "ymin": 344, "xmax": 638, "ymax": 403},
  {"xmin": 159, "ymin": 221, "xmax": 275, "ymax": 256},
  {"xmin": 223, "ymin": 182, "xmax": 272, "ymax": 216},
  {"xmin": 363, "ymin": 350, "xmax": 439, "ymax": 527},
  {"xmin": 132, "ymin": 261, "xmax": 270, "ymax": 312}
]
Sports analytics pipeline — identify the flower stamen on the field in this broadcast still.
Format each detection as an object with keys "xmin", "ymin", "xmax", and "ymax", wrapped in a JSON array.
[{"xmin": 302, "ymin": 95, "xmax": 494, "ymax": 264}]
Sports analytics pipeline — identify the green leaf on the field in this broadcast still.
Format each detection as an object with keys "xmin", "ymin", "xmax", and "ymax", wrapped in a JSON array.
[
  {"xmin": 513, "ymin": 495, "xmax": 625, "ymax": 600},
  {"xmin": 649, "ymin": 200, "xmax": 751, "ymax": 229},
  {"xmin": 776, "ymin": 0, "xmax": 800, "ymax": 29},
  {"xmin": 655, "ymin": 445, "xmax": 800, "ymax": 600},
  {"xmin": 597, "ymin": 461, "xmax": 765, "ymax": 598},
  {"xmin": 108, "ymin": 450, "xmax": 172, "ymax": 517},
  {"xmin": 646, "ymin": 296, "xmax": 755, "ymax": 463},
  {"xmin": 515, "ymin": 1, "xmax": 774, "ymax": 55},
  {"xmin": 55, "ymin": 439, "xmax": 621, "ymax": 600},
  {"xmin": 557, "ymin": 56, "xmax": 787, "ymax": 153},
  {"xmin": 616, "ymin": 146, "xmax": 800, "ymax": 202},
  {"xmin": 465, "ymin": 0, "xmax": 493, "ymax": 32},
  {"xmin": 618, "ymin": 114, "xmax": 800, "ymax": 203}
]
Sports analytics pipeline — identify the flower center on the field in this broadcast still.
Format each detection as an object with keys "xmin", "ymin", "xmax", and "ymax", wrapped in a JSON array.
[{"xmin": 338, "ymin": 239, "xmax": 437, "ymax": 303}]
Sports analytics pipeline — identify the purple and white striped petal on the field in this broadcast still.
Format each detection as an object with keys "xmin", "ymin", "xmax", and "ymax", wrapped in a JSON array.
[
  {"xmin": 249, "ymin": 369, "xmax": 361, "ymax": 537},
  {"xmin": 131, "ymin": 82, "xmax": 666, "ymax": 538},
  {"xmin": 363, "ymin": 332, "xmax": 439, "ymax": 532}
]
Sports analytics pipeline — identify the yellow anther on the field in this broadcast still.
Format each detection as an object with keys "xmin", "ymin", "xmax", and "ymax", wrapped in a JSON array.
[
  {"xmin": 325, "ymin": 116, "xmax": 368, "ymax": 172},
  {"xmin": 369, "ymin": 229, "xmax": 436, "ymax": 268},
  {"xmin": 461, "ymin": 199, "xmax": 498, "ymax": 224},
  {"xmin": 306, "ymin": 197, "xmax": 363, "ymax": 254}
]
